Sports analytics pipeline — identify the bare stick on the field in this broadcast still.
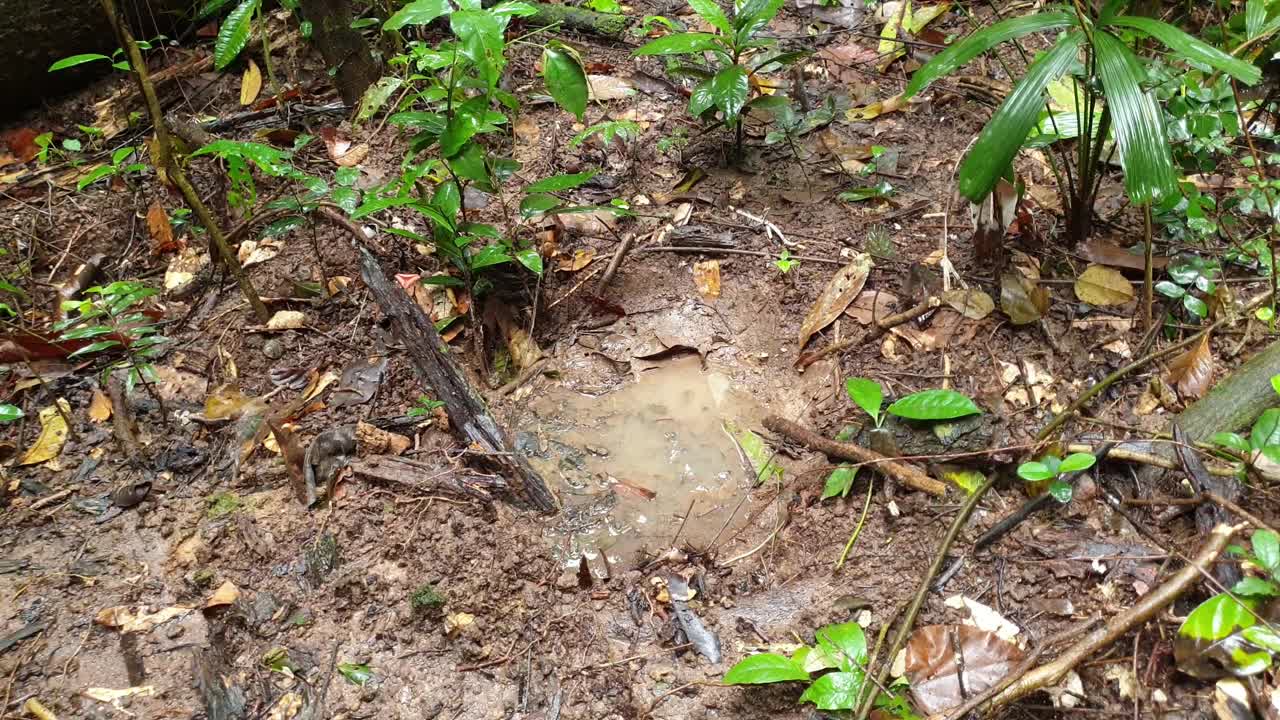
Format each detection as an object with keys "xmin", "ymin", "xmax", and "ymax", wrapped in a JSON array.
[
  {"xmin": 1064, "ymin": 442, "xmax": 1238, "ymax": 477},
  {"xmin": 797, "ymin": 297, "xmax": 941, "ymax": 370},
  {"xmin": 99, "ymin": 0, "xmax": 269, "ymax": 323},
  {"xmin": 984, "ymin": 523, "xmax": 1241, "ymax": 712},
  {"xmin": 763, "ymin": 416, "xmax": 947, "ymax": 496}
]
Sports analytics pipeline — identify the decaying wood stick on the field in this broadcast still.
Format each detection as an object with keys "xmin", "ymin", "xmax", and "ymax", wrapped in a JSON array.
[
  {"xmin": 1064, "ymin": 442, "xmax": 1238, "ymax": 477},
  {"xmin": 351, "ymin": 457, "xmax": 499, "ymax": 501},
  {"xmin": 762, "ymin": 416, "xmax": 947, "ymax": 496},
  {"xmin": 796, "ymin": 297, "xmax": 941, "ymax": 370},
  {"xmin": 984, "ymin": 523, "xmax": 1241, "ymax": 712}
]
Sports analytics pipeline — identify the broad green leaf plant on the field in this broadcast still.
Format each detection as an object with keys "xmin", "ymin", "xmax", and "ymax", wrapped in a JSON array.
[
  {"xmin": 1178, "ymin": 529, "xmax": 1280, "ymax": 675},
  {"xmin": 55, "ymin": 281, "xmax": 169, "ymax": 397},
  {"xmin": 904, "ymin": 1, "xmax": 1261, "ymax": 243},
  {"xmin": 633, "ymin": 0, "xmax": 807, "ymax": 159}
]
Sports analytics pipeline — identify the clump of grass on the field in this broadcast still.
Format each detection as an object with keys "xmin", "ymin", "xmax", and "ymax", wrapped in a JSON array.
[
  {"xmin": 206, "ymin": 492, "xmax": 242, "ymax": 519},
  {"xmin": 410, "ymin": 584, "xmax": 445, "ymax": 612}
]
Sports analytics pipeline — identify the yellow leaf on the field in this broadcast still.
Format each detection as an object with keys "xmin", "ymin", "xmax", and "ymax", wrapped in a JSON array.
[
  {"xmin": 89, "ymin": 389, "xmax": 113, "ymax": 423},
  {"xmin": 693, "ymin": 260, "xmax": 721, "ymax": 299},
  {"xmin": 906, "ymin": 1, "xmax": 950, "ymax": 33},
  {"xmin": 877, "ymin": 0, "xmax": 910, "ymax": 72},
  {"xmin": 847, "ymin": 93, "xmax": 908, "ymax": 121},
  {"xmin": 205, "ymin": 581, "xmax": 241, "ymax": 608},
  {"xmin": 18, "ymin": 399, "xmax": 70, "ymax": 466},
  {"xmin": 940, "ymin": 288, "xmax": 995, "ymax": 320},
  {"xmin": 240, "ymin": 59, "xmax": 263, "ymax": 106},
  {"xmin": 1074, "ymin": 264, "xmax": 1135, "ymax": 306}
]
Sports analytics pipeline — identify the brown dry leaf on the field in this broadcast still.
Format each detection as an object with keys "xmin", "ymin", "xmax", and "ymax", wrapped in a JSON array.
[
  {"xmin": 356, "ymin": 421, "xmax": 412, "ymax": 455},
  {"xmin": 488, "ymin": 302, "xmax": 542, "ymax": 370},
  {"xmin": 89, "ymin": 388, "xmax": 112, "ymax": 423},
  {"xmin": 905, "ymin": 624, "xmax": 1025, "ymax": 715},
  {"xmin": 164, "ymin": 246, "xmax": 207, "ymax": 290},
  {"xmin": 845, "ymin": 289, "xmax": 900, "ymax": 325},
  {"xmin": 817, "ymin": 129, "xmax": 872, "ymax": 173},
  {"xmin": 18, "ymin": 399, "xmax": 70, "ymax": 466},
  {"xmin": 556, "ymin": 248, "xmax": 595, "ymax": 272},
  {"xmin": 205, "ymin": 383, "xmax": 252, "ymax": 420},
  {"xmin": 204, "ymin": 580, "xmax": 241, "ymax": 608},
  {"xmin": 940, "ymin": 288, "xmax": 995, "ymax": 320},
  {"xmin": 145, "ymin": 200, "xmax": 179, "ymax": 255},
  {"xmin": 1074, "ymin": 264, "xmax": 1135, "ymax": 306},
  {"xmin": 266, "ymin": 310, "xmax": 307, "ymax": 330},
  {"xmin": 317, "ymin": 127, "xmax": 369, "ymax": 167},
  {"xmin": 999, "ymin": 272, "xmax": 1049, "ymax": 325},
  {"xmin": 84, "ymin": 686, "xmax": 156, "ymax": 703},
  {"xmin": 847, "ymin": 92, "xmax": 908, "ymax": 120},
  {"xmin": 240, "ymin": 59, "xmax": 262, "ymax": 106},
  {"xmin": 2, "ymin": 127, "xmax": 42, "ymax": 163},
  {"xmin": 1082, "ymin": 240, "xmax": 1168, "ymax": 271},
  {"xmin": 692, "ymin": 260, "xmax": 721, "ymax": 299},
  {"xmin": 237, "ymin": 238, "xmax": 280, "ymax": 267},
  {"xmin": 799, "ymin": 252, "xmax": 873, "ymax": 350},
  {"xmin": 587, "ymin": 74, "xmax": 637, "ymax": 101},
  {"xmin": 96, "ymin": 605, "xmax": 191, "ymax": 633},
  {"xmin": 1166, "ymin": 333, "xmax": 1213, "ymax": 399},
  {"xmin": 513, "ymin": 115, "xmax": 541, "ymax": 143}
]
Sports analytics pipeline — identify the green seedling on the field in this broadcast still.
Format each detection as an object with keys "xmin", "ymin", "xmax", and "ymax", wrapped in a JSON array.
[
  {"xmin": 407, "ymin": 396, "xmax": 446, "ymax": 417},
  {"xmin": 775, "ymin": 249, "xmax": 797, "ymax": 273},
  {"xmin": 1178, "ymin": 529, "xmax": 1280, "ymax": 675},
  {"xmin": 0, "ymin": 404, "xmax": 21, "ymax": 423},
  {"xmin": 1210, "ymin": 373, "xmax": 1280, "ymax": 476},
  {"xmin": 75, "ymin": 146, "xmax": 149, "ymax": 191},
  {"xmin": 1154, "ymin": 255, "xmax": 1219, "ymax": 321},
  {"xmin": 1016, "ymin": 452, "xmax": 1096, "ymax": 503},
  {"xmin": 55, "ymin": 281, "xmax": 168, "ymax": 397}
]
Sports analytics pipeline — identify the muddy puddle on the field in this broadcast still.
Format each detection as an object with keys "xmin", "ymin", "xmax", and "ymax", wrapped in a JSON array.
[{"xmin": 518, "ymin": 355, "xmax": 765, "ymax": 570}]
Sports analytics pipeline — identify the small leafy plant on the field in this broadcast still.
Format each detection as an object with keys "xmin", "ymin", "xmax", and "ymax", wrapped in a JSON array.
[
  {"xmin": 1178, "ymin": 529, "xmax": 1280, "ymax": 675},
  {"xmin": 845, "ymin": 378, "xmax": 983, "ymax": 424},
  {"xmin": 1016, "ymin": 452, "xmax": 1096, "ymax": 503},
  {"xmin": 1210, "ymin": 374, "xmax": 1280, "ymax": 477},
  {"xmin": 774, "ymin": 249, "xmax": 797, "ymax": 273},
  {"xmin": 1155, "ymin": 256, "xmax": 1220, "ymax": 322},
  {"xmin": 0, "ymin": 404, "xmax": 21, "ymax": 423},
  {"xmin": 55, "ymin": 281, "xmax": 168, "ymax": 395},
  {"xmin": 75, "ymin": 146, "xmax": 149, "ymax": 191},
  {"xmin": 407, "ymin": 396, "xmax": 446, "ymax": 417},
  {"xmin": 49, "ymin": 37, "xmax": 165, "ymax": 73},
  {"xmin": 632, "ymin": 0, "xmax": 805, "ymax": 159}
]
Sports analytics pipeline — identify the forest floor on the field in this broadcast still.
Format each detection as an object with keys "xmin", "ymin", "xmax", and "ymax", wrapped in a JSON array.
[{"xmin": 1, "ymin": 2, "xmax": 1277, "ymax": 719}]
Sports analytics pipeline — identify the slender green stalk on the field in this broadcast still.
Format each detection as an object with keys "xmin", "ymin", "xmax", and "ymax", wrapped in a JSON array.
[
  {"xmin": 1143, "ymin": 203, "xmax": 1154, "ymax": 332},
  {"xmin": 834, "ymin": 478, "xmax": 875, "ymax": 571},
  {"xmin": 258, "ymin": 1, "xmax": 279, "ymax": 95}
]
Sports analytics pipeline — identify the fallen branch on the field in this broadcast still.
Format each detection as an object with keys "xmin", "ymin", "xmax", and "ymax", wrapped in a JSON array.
[
  {"xmin": 762, "ymin": 416, "xmax": 947, "ymax": 496},
  {"xmin": 522, "ymin": 3, "xmax": 631, "ymax": 37},
  {"xmin": 350, "ymin": 456, "xmax": 500, "ymax": 502},
  {"xmin": 796, "ymin": 297, "xmax": 941, "ymax": 370},
  {"xmin": 1065, "ymin": 441, "xmax": 1238, "ymax": 477},
  {"xmin": 983, "ymin": 523, "xmax": 1241, "ymax": 712}
]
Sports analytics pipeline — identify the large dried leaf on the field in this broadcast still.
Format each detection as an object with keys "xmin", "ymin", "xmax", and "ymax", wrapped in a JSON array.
[
  {"xmin": 240, "ymin": 58, "xmax": 262, "ymax": 106},
  {"xmin": 1074, "ymin": 264, "xmax": 1135, "ymax": 306},
  {"xmin": 940, "ymin": 288, "xmax": 994, "ymax": 320},
  {"xmin": 1166, "ymin": 333, "xmax": 1214, "ymax": 399},
  {"xmin": 18, "ymin": 399, "xmax": 70, "ymax": 465},
  {"xmin": 1082, "ymin": 240, "xmax": 1167, "ymax": 271},
  {"xmin": 799, "ymin": 253, "xmax": 872, "ymax": 350},
  {"xmin": 96, "ymin": 605, "xmax": 191, "ymax": 633},
  {"xmin": 89, "ymin": 388, "xmax": 112, "ymax": 423},
  {"xmin": 146, "ymin": 200, "xmax": 178, "ymax": 254},
  {"xmin": 999, "ymin": 271, "xmax": 1049, "ymax": 325},
  {"xmin": 845, "ymin": 289, "xmax": 899, "ymax": 325},
  {"xmin": 905, "ymin": 624, "xmax": 1025, "ymax": 715}
]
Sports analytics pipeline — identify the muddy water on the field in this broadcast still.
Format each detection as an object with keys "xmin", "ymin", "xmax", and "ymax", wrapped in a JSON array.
[{"xmin": 521, "ymin": 355, "xmax": 764, "ymax": 570}]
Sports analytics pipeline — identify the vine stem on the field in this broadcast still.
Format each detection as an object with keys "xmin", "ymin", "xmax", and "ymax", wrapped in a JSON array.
[{"xmin": 99, "ymin": 0, "xmax": 270, "ymax": 323}]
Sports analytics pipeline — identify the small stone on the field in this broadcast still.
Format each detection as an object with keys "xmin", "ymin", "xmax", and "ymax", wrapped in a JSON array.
[
  {"xmin": 554, "ymin": 570, "xmax": 578, "ymax": 591},
  {"xmin": 263, "ymin": 338, "xmax": 285, "ymax": 359}
]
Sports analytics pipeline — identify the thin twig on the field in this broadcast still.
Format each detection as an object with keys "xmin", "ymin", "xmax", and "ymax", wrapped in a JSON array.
[{"xmin": 797, "ymin": 296, "xmax": 941, "ymax": 369}]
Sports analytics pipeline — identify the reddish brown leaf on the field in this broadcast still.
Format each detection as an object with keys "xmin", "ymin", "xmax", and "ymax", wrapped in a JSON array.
[
  {"xmin": 146, "ymin": 200, "xmax": 179, "ymax": 254},
  {"xmin": 3, "ymin": 128, "xmax": 42, "ymax": 163},
  {"xmin": 1082, "ymin": 240, "xmax": 1168, "ymax": 271},
  {"xmin": 1166, "ymin": 333, "xmax": 1214, "ymax": 399},
  {"xmin": 799, "ymin": 252, "xmax": 873, "ymax": 350},
  {"xmin": 905, "ymin": 624, "xmax": 1025, "ymax": 715}
]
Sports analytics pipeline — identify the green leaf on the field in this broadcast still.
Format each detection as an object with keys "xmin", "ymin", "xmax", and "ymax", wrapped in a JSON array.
[
  {"xmin": 448, "ymin": 142, "xmax": 492, "ymax": 189},
  {"xmin": 331, "ymin": 187, "xmax": 360, "ymax": 214},
  {"xmin": 844, "ymin": 378, "xmax": 882, "ymax": 424},
  {"xmin": 839, "ymin": 181, "xmax": 895, "ymax": 202},
  {"xmin": 433, "ymin": 181, "xmax": 461, "ymax": 223},
  {"xmin": 822, "ymin": 466, "xmax": 857, "ymax": 500},
  {"xmin": 1047, "ymin": 479, "xmax": 1073, "ymax": 503},
  {"xmin": 0, "ymin": 404, "xmax": 23, "ymax": 422},
  {"xmin": 520, "ymin": 193, "xmax": 560, "ymax": 218},
  {"xmin": 385, "ymin": 0, "xmax": 452, "ymax": 29},
  {"xmin": 60, "ymin": 325, "xmax": 116, "ymax": 341},
  {"xmin": 1103, "ymin": 15, "xmax": 1261, "ymax": 85},
  {"xmin": 734, "ymin": 0, "xmax": 786, "ymax": 42},
  {"xmin": 1180, "ymin": 594, "xmax": 1258, "ymax": 641},
  {"xmin": 451, "ymin": 10, "xmax": 506, "ymax": 89},
  {"xmin": 356, "ymin": 77, "xmax": 404, "ymax": 123},
  {"xmin": 49, "ymin": 54, "xmax": 112, "ymax": 72},
  {"xmin": 815, "ymin": 622, "xmax": 867, "ymax": 671},
  {"xmin": 262, "ymin": 216, "xmax": 305, "ymax": 237},
  {"xmin": 688, "ymin": 0, "xmax": 732, "ymax": 35},
  {"xmin": 724, "ymin": 419, "xmax": 783, "ymax": 484},
  {"xmin": 689, "ymin": 78, "xmax": 716, "ymax": 117},
  {"xmin": 470, "ymin": 244, "xmax": 512, "ymax": 269},
  {"xmin": 723, "ymin": 653, "xmax": 809, "ymax": 684},
  {"xmin": 1253, "ymin": 530, "xmax": 1280, "ymax": 574},
  {"xmin": 515, "ymin": 248, "xmax": 543, "ymax": 274},
  {"xmin": 1017, "ymin": 461, "xmax": 1054, "ymax": 481},
  {"xmin": 1184, "ymin": 295, "xmax": 1208, "ymax": 318},
  {"xmin": 440, "ymin": 96, "xmax": 490, "ymax": 157},
  {"xmin": 633, "ymin": 33, "xmax": 725, "ymax": 56},
  {"xmin": 67, "ymin": 340, "xmax": 122, "ymax": 358},
  {"xmin": 1212, "ymin": 432, "xmax": 1251, "ymax": 453},
  {"xmin": 1247, "ymin": 0, "xmax": 1268, "ymax": 40},
  {"xmin": 1093, "ymin": 30, "xmax": 1176, "ymax": 206},
  {"xmin": 351, "ymin": 196, "xmax": 421, "ymax": 220},
  {"xmin": 335, "ymin": 167, "xmax": 360, "ymax": 188},
  {"xmin": 1154, "ymin": 280, "xmax": 1185, "ymax": 298},
  {"xmin": 542, "ymin": 45, "xmax": 589, "ymax": 121},
  {"xmin": 1272, "ymin": 374, "xmax": 1280, "ymax": 397},
  {"xmin": 904, "ymin": 13, "xmax": 1075, "ymax": 97},
  {"xmin": 1058, "ymin": 452, "xmax": 1096, "ymax": 474},
  {"xmin": 886, "ymin": 389, "xmax": 981, "ymax": 421},
  {"xmin": 337, "ymin": 662, "xmax": 373, "ymax": 686},
  {"xmin": 1252, "ymin": 408, "xmax": 1280, "ymax": 450},
  {"xmin": 1233, "ymin": 577, "xmax": 1280, "ymax": 597},
  {"xmin": 76, "ymin": 165, "xmax": 118, "ymax": 191},
  {"xmin": 957, "ymin": 31, "xmax": 1082, "ymax": 202},
  {"xmin": 799, "ymin": 671, "xmax": 864, "ymax": 710},
  {"xmin": 710, "ymin": 65, "xmax": 749, "ymax": 122},
  {"xmin": 215, "ymin": 0, "xmax": 259, "ymax": 70},
  {"xmin": 524, "ymin": 171, "xmax": 597, "ymax": 193}
]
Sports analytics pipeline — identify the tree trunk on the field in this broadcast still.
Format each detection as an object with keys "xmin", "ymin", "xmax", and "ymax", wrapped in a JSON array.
[{"xmin": 297, "ymin": 0, "xmax": 380, "ymax": 106}]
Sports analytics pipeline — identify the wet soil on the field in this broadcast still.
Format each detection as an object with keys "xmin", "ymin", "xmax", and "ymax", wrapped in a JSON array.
[{"xmin": 2, "ymin": 3, "xmax": 1279, "ymax": 720}]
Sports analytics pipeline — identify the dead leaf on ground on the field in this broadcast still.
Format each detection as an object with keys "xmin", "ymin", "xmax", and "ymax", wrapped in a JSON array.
[
  {"xmin": 205, "ymin": 383, "xmax": 252, "ymax": 420},
  {"xmin": 240, "ymin": 59, "xmax": 262, "ymax": 106},
  {"xmin": 557, "ymin": 248, "xmax": 595, "ymax": 272},
  {"xmin": 817, "ymin": 129, "xmax": 873, "ymax": 173},
  {"xmin": 330, "ymin": 356, "xmax": 388, "ymax": 408},
  {"xmin": 799, "ymin": 252, "xmax": 873, "ymax": 350},
  {"xmin": 999, "ymin": 271, "xmax": 1049, "ymax": 325},
  {"xmin": 89, "ymin": 388, "xmax": 112, "ymax": 423},
  {"xmin": 237, "ymin": 238, "xmax": 280, "ymax": 267},
  {"xmin": 164, "ymin": 246, "xmax": 207, "ymax": 291},
  {"xmin": 905, "ymin": 624, "xmax": 1025, "ymax": 715},
  {"xmin": 487, "ymin": 301, "xmax": 542, "ymax": 370},
  {"xmin": 845, "ymin": 289, "xmax": 900, "ymax": 325},
  {"xmin": 2, "ymin": 127, "xmax": 42, "ymax": 163},
  {"xmin": 847, "ymin": 92, "xmax": 908, "ymax": 121},
  {"xmin": 204, "ymin": 581, "xmax": 241, "ymax": 608},
  {"xmin": 1166, "ymin": 333, "xmax": 1214, "ymax": 399},
  {"xmin": 356, "ymin": 421, "xmax": 412, "ymax": 455},
  {"xmin": 972, "ymin": 178, "xmax": 1018, "ymax": 267},
  {"xmin": 18, "ymin": 399, "xmax": 70, "ymax": 466},
  {"xmin": 317, "ymin": 127, "xmax": 369, "ymax": 167},
  {"xmin": 587, "ymin": 75, "xmax": 636, "ymax": 101},
  {"xmin": 1083, "ymin": 240, "xmax": 1167, "ymax": 271},
  {"xmin": 693, "ymin": 260, "xmax": 721, "ymax": 299},
  {"xmin": 553, "ymin": 210, "xmax": 618, "ymax": 234},
  {"xmin": 146, "ymin": 200, "xmax": 180, "ymax": 254},
  {"xmin": 940, "ymin": 288, "xmax": 995, "ymax": 320},
  {"xmin": 83, "ymin": 686, "xmax": 156, "ymax": 704},
  {"xmin": 265, "ymin": 310, "xmax": 307, "ymax": 330},
  {"xmin": 1074, "ymin": 264, "xmax": 1135, "ymax": 306},
  {"xmin": 96, "ymin": 605, "xmax": 191, "ymax": 633}
]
